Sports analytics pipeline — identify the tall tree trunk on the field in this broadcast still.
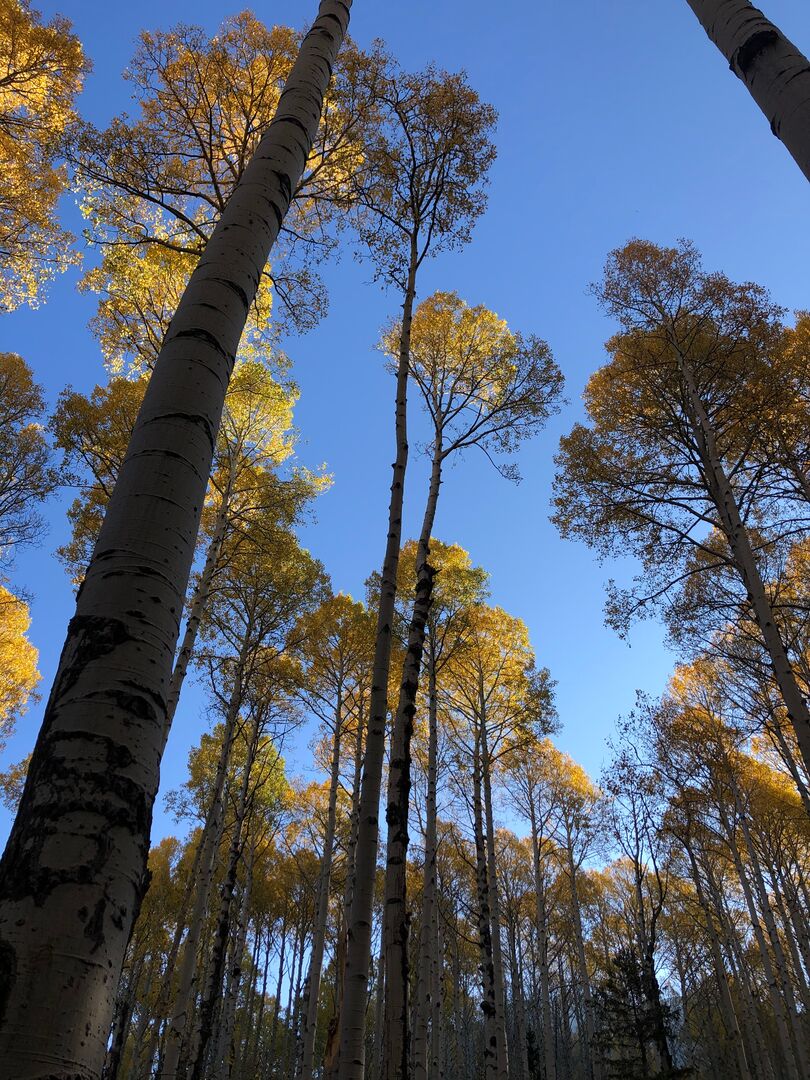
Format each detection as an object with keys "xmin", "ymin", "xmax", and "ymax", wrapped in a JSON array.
[
  {"xmin": 337, "ymin": 236, "xmax": 418, "ymax": 1080},
  {"xmin": 163, "ymin": 462, "xmax": 235, "ymax": 744},
  {"xmin": 160, "ymin": 666, "xmax": 248, "ymax": 1080},
  {"xmin": 564, "ymin": 837, "xmax": 598, "ymax": 1080},
  {"xmin": 678, "ymin": 349, "xmax": 810, "ymax": 777},
  {"xmin": 0, "ymin": 7, "xmax": 352, "ymax": 1075},
  {"xmin": 717, "ymin": 802, "xmax": 798, "ymax": 1079},
  {"xmin": 218, "ymin": 860, "xmax": 253, "ymax": 1080},
  {"xmin": 187, "ymin": 717, "xmax": 259, "ymax": 1080},
  {"xmin": 430, "ymin": 908, "xmax": 444, "ymax": 1080},
  {"xmin": 102, "ymin": 952, "xmax": 144, "ymax": 1080},
  {"xmin": 480, "ymin": 716, "xmax": 509, "ymax": 1080},
  {"xmin": 734, "ymin": 797, "xmax": 810, "ymax": 1077},
  {"xmin": 473, "ymin": 731, "xmax": 499, "ymax": 1080},
  {"xmin": 685, "ymin": 0, "xmax": 810, "ymax": 182},
  {"xmin": 268, "ymin": 913, "xmax": 289, "ymax": 1076},
  {"xmin": 528, "ymin": 801, "xmax": 556, "ymax": 1080},
  {"xmin": 326, "ymin": 690, "xmax": 367, "ymax": 1080},
  {"xmin": 299, "ymin": 697, "xmax": 344, "ymax": 1080},
  {"xmin": 684, "ymin": 838, "xmax": 753, "ymax": 1080},
  {"xmin": 383, "ymin": 441, "xmax": 443, "ymax": 1080},
  {"xmin": 412, "ymin": 643, "xmax": 439, "ymax": 1080}
]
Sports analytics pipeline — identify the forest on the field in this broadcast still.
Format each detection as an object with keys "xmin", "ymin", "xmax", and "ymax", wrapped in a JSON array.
[{"xmin": 0, "ymin": 1, "xmax": 809, "ymax": 1079}]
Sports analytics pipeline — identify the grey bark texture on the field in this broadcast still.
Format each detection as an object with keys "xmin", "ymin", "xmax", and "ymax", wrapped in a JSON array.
[
  {"xmin": 0, "ymin": 6, "xmax": 351, "ymax": 1078},
  {"xmin": 686, "ymin": 0, "xmax": 810, "ymax": 182}
]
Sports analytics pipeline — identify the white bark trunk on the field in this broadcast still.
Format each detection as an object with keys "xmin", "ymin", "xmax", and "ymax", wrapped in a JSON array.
[
  {"xmin": 337, "ymin": 240, "xmax": 418, "ymax": 1080},
  {"xmin": 298, "ymin": 699, "xmax": 344, "ymax": 1080},
  {"xmin": 678, "ymin": 350, "xmax": 810, "ymax": 777},
  {"xmin": 686, "ymin": 0, "xmax": 810, "ymax": 182},
  {"xmin": 0, "ymin": 7, "xmax": 351, "ymax": 1076}
]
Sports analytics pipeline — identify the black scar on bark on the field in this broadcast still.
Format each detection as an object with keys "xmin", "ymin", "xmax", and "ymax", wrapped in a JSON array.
[
  {"xmin": 0, "ymin": 937, "xmax": 16, "ymax": 1030},
  {"xmin": 732, "ymin": 28, "xmax": 779, "ymax": 76}
]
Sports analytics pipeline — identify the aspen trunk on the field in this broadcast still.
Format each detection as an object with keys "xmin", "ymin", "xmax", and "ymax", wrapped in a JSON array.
[
  {"xmin": 188, "ymin": 718, "xmax": 259, "ymax": 1080},
  {"xmin": 678, "ymin": 351, "xmax": 810, "ymax": 778},
  {"xmin": 299, "ymin": 698, "xmax": 344, "ymax": 1080},
  {"xmin": 412, "ymin": 644, "xmax": 439, "ymax": 1080},
  {"xmin": 163, "ymin": 464, "xmax": 234, "ymax": 744},
  {"xmin": 337, "ymin": 239, "xmax": 418, "ymax": 1080},
  {"xmin": 528, "ymin": 803, "xmax": 556, "ymax": 1080},
  {"xmin": 218, "ymin": 862, "xmax": 253, "ymax": 1080},
  {"xmin": 383, "ymin": 444, "xmax": 443, "ymax": 1080},
  {"xmin": 717, "ymin": 803, "xmax": 798, "ymax": 1079},
  {"xmin": 0, "ymin": 7, "xmax": 351, "ymax": 1075},
  {"xmin": 480, "ymin": 718, "xmax": 509, "ymax": 1080},
  {"xmin": 684, "ymin": 840, "xmax": 753, "ymax": 1080},
  {"xmin": 473, "ymin": 732, "xmax": 499, "ymax": 1080},
  {"xmin": 160, "ymin": 670, "xmax": 247, "ymax": 1080},
  {"xmin": 685, "ymin": 0, "xmax": 810, "ymax": 182},
  {"xmin": 430, "ymin": 910, "xmax": 444, "ymax": 1080},
  {"xmin": 326, "ymin": 691, "xmax": 367, "ymax": 1080},
  {"xmin": 102, "ymin": 952, "xmax": 143, "ymax": 1080},
  {"xmin": 565, "ymin": 840, "xmax": 598, "ymax": 1080},
  {"xmin": 735, "ymin": 801, "xmax": 810, "ymax": 1076},
  {"xmin": 268, "ymin": 914, "xmax": 289, "ymax": 1075}
]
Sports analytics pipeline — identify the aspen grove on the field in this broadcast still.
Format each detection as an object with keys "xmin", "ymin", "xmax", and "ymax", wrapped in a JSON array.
[{"xmin": 0, "ymin": 2, "xmax": 809, "ymax": 1079}]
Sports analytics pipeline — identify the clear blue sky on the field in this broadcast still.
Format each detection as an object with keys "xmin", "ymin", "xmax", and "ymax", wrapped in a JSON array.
[{"xmin": 1, "ymin": 0, "xmax": 809, "ymax": 844}]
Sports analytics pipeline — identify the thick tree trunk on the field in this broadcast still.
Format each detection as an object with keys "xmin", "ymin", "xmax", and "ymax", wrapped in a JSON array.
[
  {"xmin": 412, "ymin": 644, "xmax": 439, "ymax": 1080},
  {"xmin": 383, "ymin": 443, "xmax": 442, "ymax": 1080},
  {"xmin": 685, "ymin": 0, "xmax": 810, "ymax": 182},
  {"xmin": 0, "ymin": 8, "xmax": 351, "ymax": 1076},
  {"xmin": 337, "ymin": 239, "xmax": 418, "ymax": 1080},
  {"xmin": 679, "ymin": 352, "xmax": 810, "ymax": 779},
  {"xmin": 299, "ymin": 698, "xmax": 344, "ymax": 1080}
]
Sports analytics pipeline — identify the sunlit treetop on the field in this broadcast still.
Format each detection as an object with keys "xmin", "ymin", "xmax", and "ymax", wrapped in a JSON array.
[
  {"xmin": 0, "ymin": 0, "xmax": 89, "ymax": 309},
  {"xmin": 71, "ymin": 12, "xmax": 377, "ymax": 341},
  {"xmin": 383, "ymin": 290, "xmax": 563, "ymax": 480}
]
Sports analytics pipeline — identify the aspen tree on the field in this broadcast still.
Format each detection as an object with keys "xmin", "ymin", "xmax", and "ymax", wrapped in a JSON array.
[
  {"xmin": 380, "ymin": 293, "xmax": 561, "ymax": 1077},
  {"xmin": 337, "ymin": 65, "xmax": 496, "ymax": 1080},
  {"xmin": 554, "ymin": 240, "xmax": 810, "ymax": 781},
  {"xmin": 0, "ymin": 6, "xmax": 351, "ymax": 1075}
]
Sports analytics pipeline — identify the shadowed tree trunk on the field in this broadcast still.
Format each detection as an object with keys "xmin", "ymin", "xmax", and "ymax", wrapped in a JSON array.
[
  {"xmin": 337, "ymin": 238, "xmax": 417, "ymax": 1080},
  {"xmin": 686, "ymin": 0, "xmax": 810, "ymax": 182},
  {"xmin": 298, "ymin": 695, "xmax": 344, "ymax": 1080},
  {"xmin": 0, "ymin": 6, "xmax": 351, "ymax": 1076},
  {"xmin": 412, "ymin": 645, "xmax": 439, "ymax": 1080},
  {"xmin": 383, "ymin": 443, "xmax": 441, "ymax": 1080}
]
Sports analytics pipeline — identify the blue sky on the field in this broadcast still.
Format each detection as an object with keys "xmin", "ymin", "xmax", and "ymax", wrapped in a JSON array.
[{"xmin": 1, "ymin": 0, "xmax": 809, "ymax": 844}]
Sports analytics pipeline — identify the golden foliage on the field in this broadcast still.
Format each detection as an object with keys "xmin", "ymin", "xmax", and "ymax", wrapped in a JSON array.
[{"xmin": 0, "ymin": 0, "xmax": 88, "ymax": 308}]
